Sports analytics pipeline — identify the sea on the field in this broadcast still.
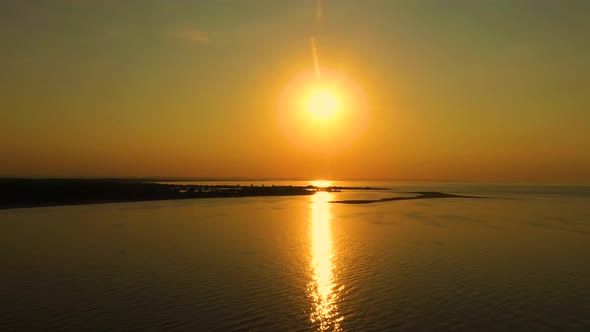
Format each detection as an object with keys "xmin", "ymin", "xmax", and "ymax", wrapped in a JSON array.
[{"xmin": 1, "ymin": 181, "xmax": 589, "ymax": 331}]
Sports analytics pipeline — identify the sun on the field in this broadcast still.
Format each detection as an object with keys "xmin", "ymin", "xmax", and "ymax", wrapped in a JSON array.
[
  {"xmin": 277, "ymin": 67, "xmax": 370, "ymax": 154},
  {"xmin": 307, "ymin": 89, "xmax": 339, "ymax": 119}
]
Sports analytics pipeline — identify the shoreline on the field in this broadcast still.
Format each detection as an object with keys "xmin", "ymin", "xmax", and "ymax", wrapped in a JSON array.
[
  {"xmin": 0, "ymin": 179, "xmax": 389, "ymax": 211},
  {"xmin": 330, "ymin": 192, "xmax": 485, "ymax": 204},
  {"xmin": 0, "ymin": 193, "xmax": 309, "ymax": 211}
]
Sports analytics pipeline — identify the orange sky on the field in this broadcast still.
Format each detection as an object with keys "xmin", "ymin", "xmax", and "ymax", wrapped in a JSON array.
[{"xmin": 1, "ymin": 1, "xmax": 589, "ymax": 183}]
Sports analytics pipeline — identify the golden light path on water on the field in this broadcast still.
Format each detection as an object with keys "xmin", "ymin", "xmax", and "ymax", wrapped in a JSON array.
[{"xmin": 308, "ymin": 189, "xmax": 344, "ymax": 331}]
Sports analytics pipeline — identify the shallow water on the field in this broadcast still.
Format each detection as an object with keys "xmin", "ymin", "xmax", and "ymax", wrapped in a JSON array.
[{"xmin": 1, "ymin": 183, "xmax": 589, "ymax": 331}]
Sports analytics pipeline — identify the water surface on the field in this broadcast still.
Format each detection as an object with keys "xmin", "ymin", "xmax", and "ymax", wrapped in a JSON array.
[{"xmin": 1, "ymin": 183, "xmax": 589, "ymax": 331}]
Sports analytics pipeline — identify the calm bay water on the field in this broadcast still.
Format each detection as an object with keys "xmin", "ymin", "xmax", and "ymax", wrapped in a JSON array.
[{"xmin": 1, "ymin": 182, "xmax": 589, "ymax": 331}]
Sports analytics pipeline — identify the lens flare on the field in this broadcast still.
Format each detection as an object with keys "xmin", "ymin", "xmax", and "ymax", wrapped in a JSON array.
[{"xmin": 311, "ymin": 37, "xmax": 321, "ymax": 79}]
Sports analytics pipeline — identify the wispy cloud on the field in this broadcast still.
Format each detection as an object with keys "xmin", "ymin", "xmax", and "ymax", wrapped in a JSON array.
[{"xmin": 176, "ymin": 28, "xmax": 208, "ymax": 43}]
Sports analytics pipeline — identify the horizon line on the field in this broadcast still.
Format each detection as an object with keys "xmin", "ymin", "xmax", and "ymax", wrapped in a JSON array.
[{"xmin": 1, "ymin": 176, "xmax": 589, "ymax": 186}]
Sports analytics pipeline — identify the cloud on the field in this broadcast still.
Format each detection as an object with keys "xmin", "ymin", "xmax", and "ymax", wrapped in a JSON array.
[{"xmin": 177, "ymin": 28, "xmax": 208, "ymax": 43}]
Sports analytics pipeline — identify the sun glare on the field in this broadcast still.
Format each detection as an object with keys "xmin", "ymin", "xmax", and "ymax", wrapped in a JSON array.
[
  {"xmin": 311, "ymin": 180, "xmax": 332, "ymax": 188},
  {"xmin": 308, "ymin": 90, "xmax": 339, "ymax": 119},
  {"xmin": 277, "ymin": 67, "xmax": 370, "ymax": 154}
]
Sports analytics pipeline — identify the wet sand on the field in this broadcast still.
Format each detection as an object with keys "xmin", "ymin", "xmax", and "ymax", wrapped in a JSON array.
[{"xmin": 329, "ymin": 191, "xmax": 484, "ymax": 204}]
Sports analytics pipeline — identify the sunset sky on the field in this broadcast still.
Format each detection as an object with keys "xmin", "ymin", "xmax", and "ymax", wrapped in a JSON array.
[{"xmin": 1, "ymin": 0, "xmax": 589, "ymax": 183}]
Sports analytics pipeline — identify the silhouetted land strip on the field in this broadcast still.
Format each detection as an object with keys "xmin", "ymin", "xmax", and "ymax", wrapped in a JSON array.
[
  {"xmin": 0, "ymin": 179, "xmax": 386, "ymax": 210},
  {"xmin": 330, "ymin": 191, "xmax": 484, "ymax": 204}
]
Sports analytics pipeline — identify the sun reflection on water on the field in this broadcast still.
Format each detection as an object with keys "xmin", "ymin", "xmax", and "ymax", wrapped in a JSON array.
[{"xmin": 308, "ymin": 191, "xmax": 343, "ymax": 331}]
